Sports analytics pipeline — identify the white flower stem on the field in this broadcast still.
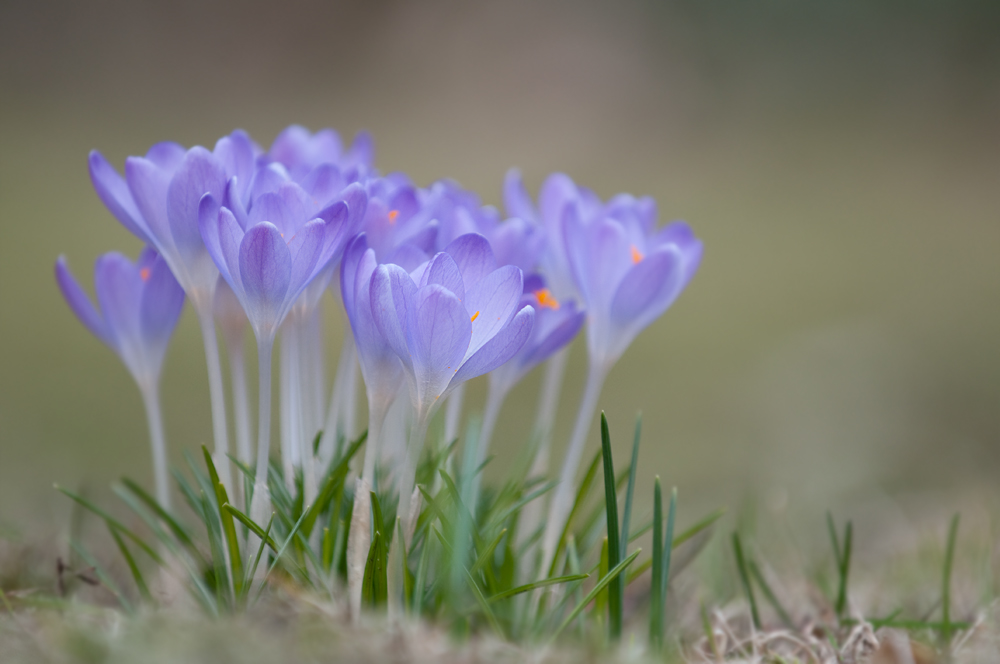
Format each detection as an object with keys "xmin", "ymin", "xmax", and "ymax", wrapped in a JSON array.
[
  {"xmin": 279, "ymin": 328, "xmax": 296, "ymax": 489},
  {"xmin": 443, "ymin": 382, "xmax": 465, "ymax": 444},
  {"xmin": 139, "ymin": 381, "xmax": 171, "ymax": 509},
  {"xmin": 227, "ymin": 334, "xmax": 253, "ymax": 471},
  {"xmin": 516, "ymin": 347, "xmax": 570, "ymax": 580},
  {"xmin": 318, "ymin": 327, "xmax": 357, "ymax": 465},
  {"xmin": 346, "ymin": 397, "xmax": 388, "ymax": 620},
  {"xmin": 304, "ymin": 309, "xmax": 326, "ymax": 443},
  {"xmin": 250, "ymin": 335, "xmax": 275, "ymax": 533},
  {"xmin": 539, "ymin": 359, "xmax": 608, "ymax": 578},
  {"xmin": 194, "ymin": 300, "xmax": 233, "ymax": 494},
  {"xmin": 473, "ymin": 379, "xmax": 510, "ymax": 504},
  {"xmin": 396, "ymin": 411, "xmax": 430, "ymax": 538}
]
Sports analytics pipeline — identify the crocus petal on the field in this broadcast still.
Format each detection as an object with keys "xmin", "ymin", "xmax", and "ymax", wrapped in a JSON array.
[
  {"xmin": 609, "ymin": 245, "xmax": 685, "ymax": 330},
  {"xmin": 346, "ymin": 130, "xmax": 375, "ymax": 167},
  {"xmin": 167, "ymin": 147, "xmax": 226, "ymax": 261},
  {"xmin": 443, "ymin": 233, "xmax": 495, "ymax": 288},
  {"xmin": 239, "ymin": 222, "xmax": 292, "ymax": 333},
  {"xmin": 213, "ymin": 130, "xmax": 256, "ymax": 203},
  {"xmin": 55, "ymin": 256, "xmax": 113, "ymax": 347},
  {"xmin": 95, "ymin": 253, "xmax": 143, "ymax": 348},
  {"xmin": 139, "ymin": 252, "xmax": 186, "ymax": 347},
  {"xmin": 419, "ymin": 252, "xmax": 465, "ymax": 303},
  {"xmin": 564, "ymin": 212, "xmax": 631, "ymax": 309},
  {"xmin": 411, "ymin": 285, "xmax": 471, "ymax": 405},
  {"xmin": 145, "ymin": 142, "xmax": 186, "ymax": 170},
  {"xmin": 520, "ymin": 304, "xmax": 587, "ymax": 367},
  {"xmin": 198, "ymin": 194, "xmax": 236, "ymax": 285},
  {"xmin": 88, "ymin": 151, "xmax": 150, "ymax": 243},
  {"xmin": 248, "ymin": 191, "xmax": 295, "ymax": 234},
  {"xmin": 538, "ymin": 172, "xmax": 580, "ymax": 233},
  {"xmin": 463, "ymin": 265, "xmax": 523, "ymax": 360},
  {"xmin": 370, "ymin": 264, "xmax": 416, "ymax": 372},
  {"xmin": 286, "ymin": 219, "xmax": 326, "ymax": 295},
  {"xmin": 126, "ymin": 156, "xmax": 175, "ymax": 250},
  {"xmin": 451, "ymin": 305, "xmax": 534, "ymax": 387},
  {"xmin": 503, "ymin": 168, "xmax": 536, "ymax": 222},
  {"xmin": 340, "ymin": 233, "xmax": 368, "ymax": 317}
]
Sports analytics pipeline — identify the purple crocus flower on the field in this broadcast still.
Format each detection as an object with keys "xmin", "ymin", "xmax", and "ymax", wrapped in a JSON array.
[
  {"xmin": 88, "ymin": 129, "xmax": 261, "ymax": 490},
  {"xmin": 369, "ymin": 233, "xmax": 535, "ymax": 506},
  {"xmin": 55, "ymin": 248, "xmax": 184, "ymax": 508},
  {"xmin": 199, "ymin": 179, "xmax": 367, "ymax": 525},
  {"xmin": 269, "ymin": 124, "xmax": 374, "ymax": 182},
  {"xmin": 528, "ymin": 172, "xmax": 702, "ymax": 578}
]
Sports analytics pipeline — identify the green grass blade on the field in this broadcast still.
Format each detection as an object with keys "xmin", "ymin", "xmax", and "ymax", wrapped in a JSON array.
[
  {"xmin": 223, "ymin": 504, "xmax": 279, "ymax": 552},
  {"xmin": 599, "ymin": 412, "xmax": 623, "ymax": 639},
  {"xmin": 673, "ymin": 508, "xmax": 726, "ymax": 548},
  {"xmin": 432, "ymin": 527, "xmax": 504, "ymax": 637},
  {"xmin": 941, "ymin": 512, "xmax": 960, "ymax": 647},
  {"xmin": 827, "ymin": 511, "xmax": 843, "ymax": 569},
  {"xmin": 486, "ymin": 481, "xmax": 556, "ymax": 531},
  {"xmin": 119, "ymin": 478, "xmax": 199, "ymax": 554},
  {"xmin": 243, "ymin": 515, "xmax": 274, "ymax": 600},
  {"xmin": 370, "ymin": 490, "xmax": 387, "ymax": 550},
  {"xmin": 650, "ymin": 478, "xmax": 664, "ymax": 648},
  {"xmin": 203, "ymin": 446, "xmax": 243, "ymax": 597},
  {"xmin": 620, "ymin": 413, "xmax": 641, "ymax": 559},
  {"xmin": 361, "ymin": 531, "xmax": 387, "ymax": 607},
  {"xmin": 107, "ymin": 527, "xmax": 151, "ymax": 603},
  {"xmin": 748, "ymin": 558, "xmax": 793, "ymax": 628},
  {"xmin": 548, "ymin": 450, "xmax": 602, "ymax": 577},
  {"xmin": 732, "ymin": 532, "xmax": 761, "ymax": 629},
  {"xmin": 70, "ymin": 541, "xmax": 134, "ymax": 614},
  {"xmin": 469, "ymin": 528, "xmax": 507, "ymax": 579},
  {"xmin": 552, "ymin": 548, "xmax": 641, "ymax": 641},
  {"xmin": 55, "ymin": 484, "xmax": 164, "ymax": 565},
  {"xmin": 487, "ymin": 574, "xmax": 589, "ymax": 602},
  {"xmin": 835, "ymin": 521, "xmax": 853, "ymax": 620}
]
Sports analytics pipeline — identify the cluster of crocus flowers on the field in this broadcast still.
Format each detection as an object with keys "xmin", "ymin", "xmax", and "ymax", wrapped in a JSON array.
[{"xmin": 56, "ymin": 125, "xmax": 702, "ymax": 616}]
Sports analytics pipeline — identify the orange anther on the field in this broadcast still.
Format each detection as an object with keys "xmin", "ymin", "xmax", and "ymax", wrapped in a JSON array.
[
  {"xmin": 388, "ymin": 209, "xmax": 399, "ymax": 224},
  {"xmin": 535, "ymin": 288, "xmax": 559, "ymax": 310},
  {"xmin": 139, "ymin": 267, "xmax": 151, "ymax": 282},
  {"xmin": 630, "ymin": 245, "xmax": 644, "ymax": 264},
  {"xmin": 471, "ymin": 310, "xmax": 480, "ymax": 323}
]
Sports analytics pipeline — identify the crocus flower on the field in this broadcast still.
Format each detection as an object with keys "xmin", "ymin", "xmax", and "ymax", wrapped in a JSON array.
[
  {"xmin": 199, "ymin": 180, "xmax": 367, "ymax": 525},
  {"xmin": 370, "ymin": 233, "xmax": 534, "ymax": 503},
  {"xmin": 269, "ymin": 124, "xmax": 374, "ymax": 182},
  {"xmin": 55, "ymin": 248, "xmax": 184, "ymax": 508},
  {"xmin": 88, "ymin": 129, "xmax": 261, "ymax": 490},
  {"xmin": 532, "ymin": 174, "xmax": 703, "ymax": 578}
]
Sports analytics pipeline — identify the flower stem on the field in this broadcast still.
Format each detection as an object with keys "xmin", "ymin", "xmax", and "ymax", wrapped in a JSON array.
[
  {"xmin": 539, "ymin": 360, "xmax": 608, "ymax": 578},
  {"xmin": 139, "ymin": 381, "xmax": 170, "ymax": 509},
  {"xmin": 318, "ymin": 327, "xmax": 357, "ymax": 465},
  {"xmin": 250, "ymin": 335, "xmax": 275, "ymax": 530},
  {"xmin": 443, "ymin": 383, "xmax": 465, "ymax": 445},
  {"xmin": 194, "ymin": 300, "xmax": 233, "ymax": 494},
  {"xmin": 396, "ymin": 411, "xmax": 430, "ymax": 541},
  {"xmin": 226, "ymin": 334, "xmax": 253, "ymax": 470}
]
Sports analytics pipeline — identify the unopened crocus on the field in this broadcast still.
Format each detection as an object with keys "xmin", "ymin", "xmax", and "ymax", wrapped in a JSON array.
[
  {"xmin": 88, "ymin": 130, "xmax": 260, "ymax": 490},
  {"xmin": 370, "ymin": 233, "xmax": 535, "ymax": 508},
  {"xmin": 532, "ymin": 175, "xmax": 703, "ymax": 578},
  {"xmin": 199, "ymin": 181, "xmax": 366, "ymax": 526},
  {"xmin": 56, "ymin": 248, "xmax": 184, "ymax": 508}
]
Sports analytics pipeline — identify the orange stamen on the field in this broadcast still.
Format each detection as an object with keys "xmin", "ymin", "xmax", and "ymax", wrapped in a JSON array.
[
  {"xmin": 535, "ymin": 288, "xmax": 559, "ymax": 310},
  {"xmin": 630, "ymin": 245, "xmax": 644, "ymax": 264},
  {"xmin": 471, "ymin": 311, "xmax": 480, "ymax": 323},
  {"xmin": 388, "ymin": 209, "xmax": 399, "ymax": 224},
  {"xmin": 139, "ymin": 267, "xmax": 151, "ymax": 282}
]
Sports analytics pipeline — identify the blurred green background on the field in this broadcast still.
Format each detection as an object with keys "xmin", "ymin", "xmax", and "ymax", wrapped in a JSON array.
[{"xmin": 1, "ymin": 0, "xmax": 998, "ymax": 533}]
